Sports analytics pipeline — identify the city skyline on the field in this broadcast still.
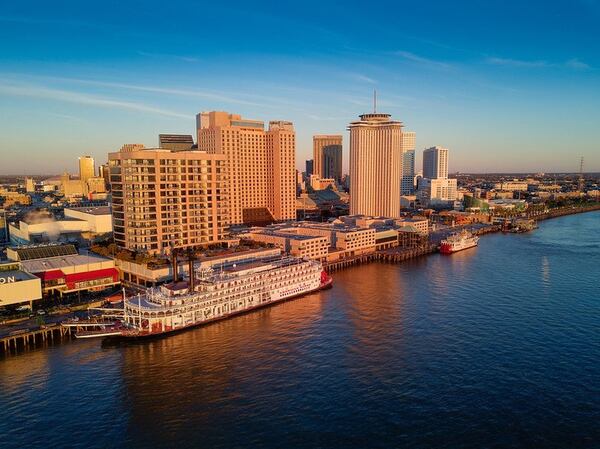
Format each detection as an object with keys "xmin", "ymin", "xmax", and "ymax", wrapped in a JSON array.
[{"xmin": 1, "ymin": 0, "xmax": 600, "ymax": 175}]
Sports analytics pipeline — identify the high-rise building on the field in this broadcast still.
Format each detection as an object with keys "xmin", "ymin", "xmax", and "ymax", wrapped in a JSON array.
[
  {"xmin": 305, "ymin": 159, "xmax": 314, "ymax": 177},
  {"xmin": 108, "ymin": 145, "xmax": 230, "ymax": 254},
  {"xmin": 423, "ymin": 146, "xmax": 448, "ymax": 179},
  {"xmin": 313, "ymin": 135, "xmax": 342, "ymax": 181},
  {"xmin": 79, "ymin": 156, "xmax": 95, "ymax": 184},
  {"xmin": 401, "ymin": 132, "xmax": 416, "ymax": 195},
  {"xmin": 349, "ymin": 113, "xmax": 403, "ymax": 218},
  {"xmin": 197, "ymin": 111, "xmax": 296, "ymax": 225}
]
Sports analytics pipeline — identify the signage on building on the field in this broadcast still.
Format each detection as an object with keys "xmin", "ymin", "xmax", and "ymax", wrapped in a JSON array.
[{"xmin": 0, "ymin": 275, "xmax": 17, "ymax": 284}]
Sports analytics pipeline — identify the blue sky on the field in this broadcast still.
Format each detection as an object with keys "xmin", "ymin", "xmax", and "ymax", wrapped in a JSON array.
[{"xmin": 1, "ymin": 0, "xmax": 599, "ymax": 174}]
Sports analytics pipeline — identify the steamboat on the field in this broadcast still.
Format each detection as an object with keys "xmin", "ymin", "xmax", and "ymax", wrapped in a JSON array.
[
  {"xmin": 440, "ymin": 230, "xmax": 479, "ymax": 254},
  {"xmin": 63, "ymin": 255, "xmax": 332, "ymax": 340}
]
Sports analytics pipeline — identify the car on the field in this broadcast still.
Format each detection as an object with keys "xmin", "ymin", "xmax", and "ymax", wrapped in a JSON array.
[{"xmin": 36, "ymin": 310, "xmax": 47, "ymax": 316}]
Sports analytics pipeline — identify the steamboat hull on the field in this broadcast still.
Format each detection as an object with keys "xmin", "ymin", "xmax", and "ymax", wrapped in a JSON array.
[
  {"xmin": 440, "ymin": 240, "xmax": 479, "ymax": 254},
  {"xmin": 78, "ymin": 275, "xmax": 333, "ymax": 341}
]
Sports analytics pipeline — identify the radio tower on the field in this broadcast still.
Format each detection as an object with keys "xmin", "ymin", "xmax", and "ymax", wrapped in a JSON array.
[{"xmin": 578, "ymin": 156, "xmax": 585, "ymax": 192}]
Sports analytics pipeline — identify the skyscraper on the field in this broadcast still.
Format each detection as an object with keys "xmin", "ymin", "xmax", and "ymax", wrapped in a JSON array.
[
  {"xmin": 79, "ymin": 156, "xmax": 95, "ymax": 184},
  {"xmin": 423, "ymin": 146, "xmax": 448, "ymax": 179},
  {"xmin": 108, "ymin": 145, "xmax": 229, "ymax": 254},
  {"xmin": 305, "ymin": 159, "xmax": 314, "ymax": 176},
  {"xmin": 401, "ymin": 131, "xmax": 416, "ymax": 195},
  {"xmin": 313, "ymin": 135, "xmax": 342, "ymax": 181},
  {"xmin": 349, "ymin": 112, "xmax": 403, "ymax": 217},
  {"xmin": 197, "ymin": 111, "xmax": 296, "ymax": 224}
]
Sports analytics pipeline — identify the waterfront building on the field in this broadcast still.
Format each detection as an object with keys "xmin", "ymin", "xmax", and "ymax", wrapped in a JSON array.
[
  {"xmin": 242, "ymin": 228, "xmax": 330, "ymax": 262},
  {"xmin": 313, "ymin": 135, "xmax": 343, "ymax": 181},
  {"xmin": 197, "ymin": 111, "xmax": 296, "ymax": 224},
  {"xmin": 349, "ymin": 112, "xmax": 403, "ymax": 218},
  {"xmin": 8, "ymin": 206, "xmax": 112, "ymax": 246},
  {"xmin": 158, "ymin": 134, "xmax": 195, "ymax": 151},
  {"xmin": 108, "ymin": 144, "xmax": 230, "ymax": 254},
  {"xmin": 240, "ymin": 220, "xmax": 377, "ymax": 262},
  {"xmin": 6, "ymin": 244, "xmax": 119, "ymax": 298},
  {"xmin": 79, "ymin": 156, "xmax": 95, "ymax": 184},
  {"xmin": 0, "ymin": 261, "xmax": 42, "ymax": 307},
  {"xmin": 423, "ymin": 146, "xmax": 448, "ymax": 179}
]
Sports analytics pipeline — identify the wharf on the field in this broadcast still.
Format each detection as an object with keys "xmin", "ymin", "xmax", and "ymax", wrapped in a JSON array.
[{"xmin": 0, "ymin": 324, "xmax": 72, "ymax": 356}]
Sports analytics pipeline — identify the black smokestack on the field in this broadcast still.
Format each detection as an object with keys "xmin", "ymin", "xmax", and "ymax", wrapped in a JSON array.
[
  {"xmin": 188, "ymin": 256, "xmax": 195, "ymax": 292},
  {"xmin": 172, "ymin": 249, "xmax": 178, "ymax": 283}
]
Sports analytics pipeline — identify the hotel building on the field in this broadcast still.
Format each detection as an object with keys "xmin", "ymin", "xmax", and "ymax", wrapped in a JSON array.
[
  {"xmin": 313, "ymin": 135, "xmax": 343, "ymax": 181},
  {"xmin": 197, "ymin": 111, "xmax": 296, "ymax": 225},
  {"xmin": 349, "ymin": 113, "xmax": 403, "ymax": 218},
  {"xmin": 108, "ymin": 144, "xmax": 229, "ymax": 254}
]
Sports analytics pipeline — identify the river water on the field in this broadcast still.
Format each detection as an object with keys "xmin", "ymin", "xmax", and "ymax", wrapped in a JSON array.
[{"xmin": 1, "ymin": 212, "xmax": 599, "ymax": 449}]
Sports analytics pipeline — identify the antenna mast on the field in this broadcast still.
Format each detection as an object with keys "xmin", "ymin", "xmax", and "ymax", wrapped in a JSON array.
[
  {"xmin": 578, "ymin": 156, "xmax": 585, "ymax": 191},
  {"xmin": 373, "ymin": 89, "xmax": 377, "ymax": 113}
]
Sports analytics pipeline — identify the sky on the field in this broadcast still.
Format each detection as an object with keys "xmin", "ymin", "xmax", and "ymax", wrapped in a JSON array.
[{"xmin": 0, "ymin": 0, "xmax": 599, "ymax": 175}]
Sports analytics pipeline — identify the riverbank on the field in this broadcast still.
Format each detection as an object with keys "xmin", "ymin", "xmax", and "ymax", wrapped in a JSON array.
[{"xmin": 1, "ymin": 204, "xmax": 598, "ymax": 357}]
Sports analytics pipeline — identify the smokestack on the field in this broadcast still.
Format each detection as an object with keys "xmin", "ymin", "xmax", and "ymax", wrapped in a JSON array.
[
  {"xmin": 188, "ymin": 256, "xmax": 195, "ymax": 292},
  {"xmin": 172, "ymin": 250, "xmax": 178, "ymax": 283}
]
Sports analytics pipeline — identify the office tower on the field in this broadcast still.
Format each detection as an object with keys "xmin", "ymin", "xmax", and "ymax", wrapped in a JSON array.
[
  {"xmin": 159, "ymin": 134, "xmax": 195, "ymax": 151},
  {"xmin": 79, "ymin": 156, "xmax": 95, "ymax": 184},
  {"xmin": 197, "ymin": 111, "xmax": 296, "ymax": 225},
  {"xmin": 423, "ymin": 146, "xmax": 448, "ymax": 179},
  {"xmin": 401, "ymin": 131, "xmax": 416, "ymax": 195},
  {"xmin": 313, "ymin": 135, "xmax": 343, "ymax": 181},
  {"xmin": 305, "ymin": 159, "xmax": 314, "ymax": 177},
  {"xmin": 108, "ymin": 145, "xmax": 229, "ymax": 254},
  {"xmin": 349, "ymin": 112, "xmax": 403, "ymax": 217}
]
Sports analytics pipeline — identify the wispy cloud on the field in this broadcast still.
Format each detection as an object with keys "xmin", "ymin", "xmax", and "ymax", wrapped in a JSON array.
[
  {"xmin": 393, "ymin": 50, "xmax": 453, "ymax": 70},
  {"xmin": 137, "ymin": 51, "xmax": 200, "ymax": 63},
  {"xmin": 38, "ymin": 76, "xmax": 268, "ymax": 107},
  {"xmin": 486, "ymin": 56, "xmax": 592, "ymax": 70},
  {"xmin": 565, "ymin": 58, "xmax": 591, "ymax": 70},
  {"xmin": 0, "ymin": 81, "xmax": 189, "ymax": 119},
  {"xmin": 347, "ymin": 73, "xmax": 377, "ymax": 84},
  {"xmin": 485, "ymin": 57, "xmax": 549, "ymax": 68}
]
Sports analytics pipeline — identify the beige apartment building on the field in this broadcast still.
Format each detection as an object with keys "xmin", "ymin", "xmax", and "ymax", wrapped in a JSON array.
[
  {"xmin": 349, "ymin": 113, "xmax": 403, "ymax": 218},
  {"xmin": 108, "ymin": 145, "xmax": 229, "ymax": 254},
  {"xmin": 313, "ymin": 135, "xmax": 343, "ymax": 181},
  {"xmin": 197, "ymin": 111, "xmax": 296, "ymax": 225}
]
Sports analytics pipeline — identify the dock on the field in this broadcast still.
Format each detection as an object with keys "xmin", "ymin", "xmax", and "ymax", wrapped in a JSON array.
[{"xmin": 0, "ymin": 324, "xmax": 73, "ymax": 356}]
